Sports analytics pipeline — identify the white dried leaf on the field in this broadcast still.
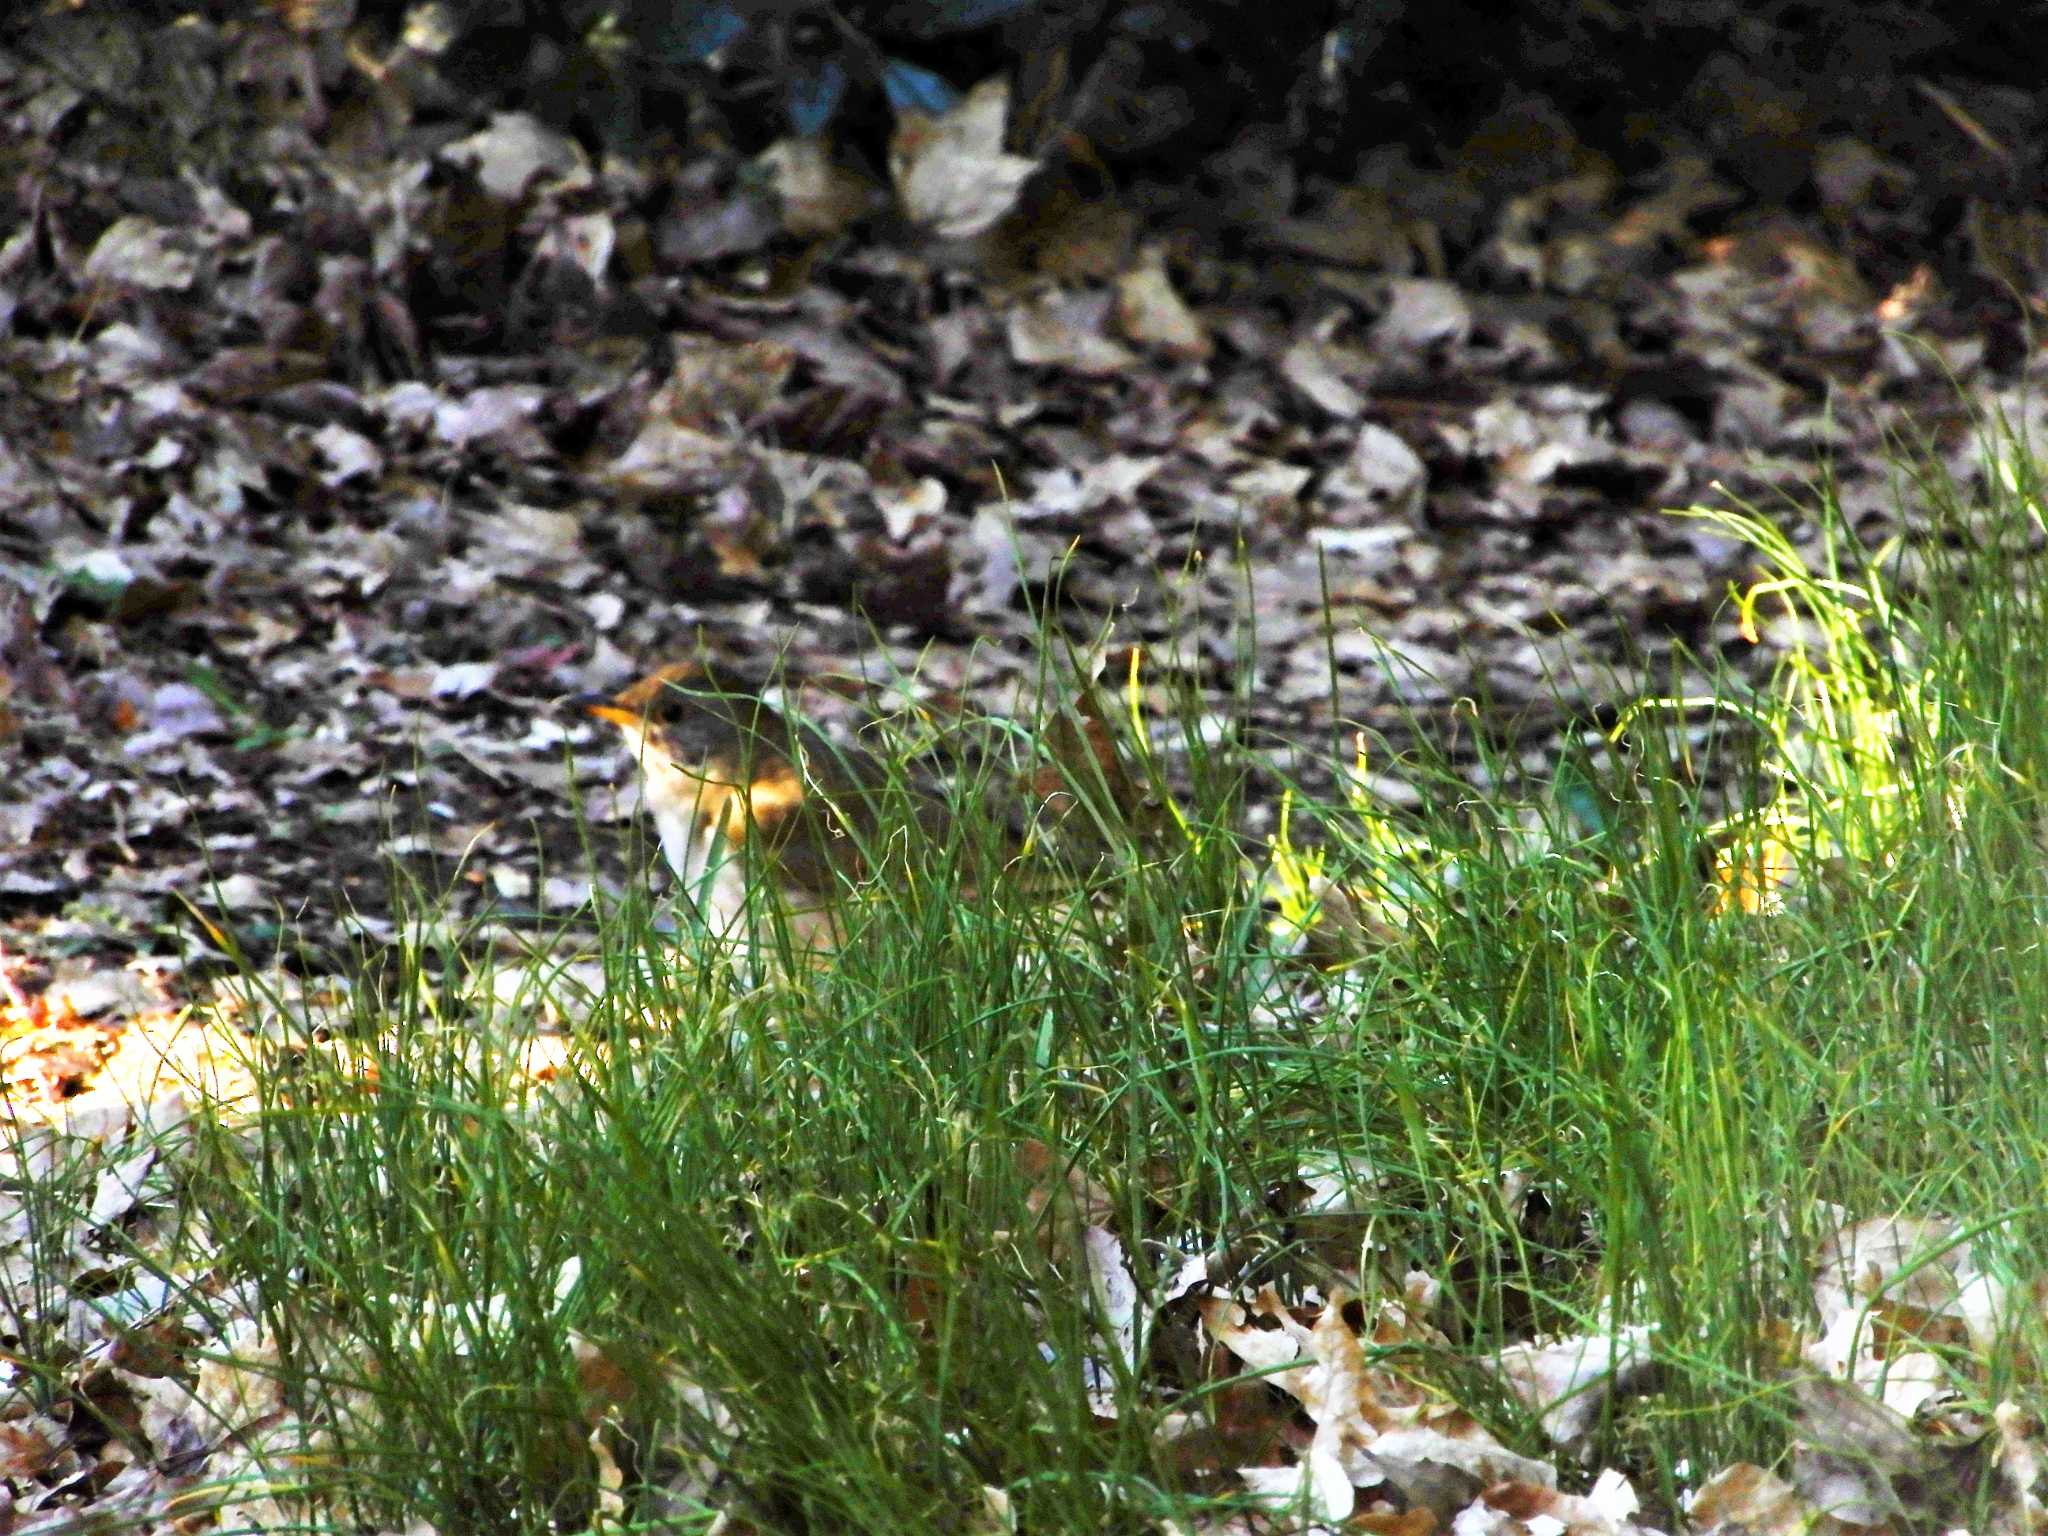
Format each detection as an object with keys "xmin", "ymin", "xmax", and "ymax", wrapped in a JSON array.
[
  {"xmin": 311, "ymin": 422, "xmax": 383, "ymax": 486},
  {"xmin": 1688, "ymin": 1463, "xmax": 1811, "ymax": 1536},
  {"xmin": 84, "ymin": 217, "xmax": 197, "ymax": 291},
  {"xmin": 89, "ymin": 1145, "xmax": 158, "ymax": 1225},
  {"xmin": 433, "ymin": 385, "xmax": 545, "ymax": 447},
  {"xmin": 1492, "ymin": 1325, "xmax": 1657, "ymax": 1453},
  {"xmin": 143, "ymin": 682, "xmax": 226, "ymax": 741},
  {"xmin": 1115, "ymin": 254, "xmax": 1210, "ymax": 359},
  {"xmin": 430, "ymin": 661, "xmax": 499, "ymax": 698},
  {"xmin": 442, "ymin": 112, "xmax": 591, "ymax": 202},
  {"xmin": 891, "ymin": 77, "xmax": 1038, "ymax": 240},
  {"xmin": 1318, "ymin": 422, "xmax": 1426, "ymax": 523},
  {"xmin": 1812, "ymin": 1213, "xmax": 1967, "ymax": 1328},
  {"xmin": 1007, "ymin": 289, "xmax": 1136, "ymax": 376},
  {"xmin": 1280, "ymin": 339, "xmax": 1368, "ymax": 418},
  {"xmin": 209, "ymin": 873, "xmax": 270, "ymax": 912},
  {"xmin": 1376, "ymin": 278, "xmax": 1471, "ymax": 352},
  {"xmin": 1237, "ymin": 1451, "xmax": 1355, "ymax": 1523},
  {"xmin": 1082, "ymin": 1225, "xmax": 1144, "ymax": 1372},
  {"xmin": 535, "ymin": 211, "xmax": 615, "ymax": 282}
]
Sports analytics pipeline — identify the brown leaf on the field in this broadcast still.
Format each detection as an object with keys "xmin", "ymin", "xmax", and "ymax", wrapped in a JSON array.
[
  {"xmin": 1690, "ymin": 1464, "xmax": 1816, "ymax": 1536},
  {"xmin": 1015, "ymin": 1138, "xmax": 1116, "ymax": 1263},
  {"xmin": 660, "ymin": 339, "xmax": 799, "ymax": 431},
  {"xmin": 1021, "ymin": 663, "xmax": 1163, "ymax": 860}
]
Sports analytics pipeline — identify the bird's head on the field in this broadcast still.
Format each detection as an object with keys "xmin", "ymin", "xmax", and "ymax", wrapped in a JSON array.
[
  {"xmin": 578, "ymin": 662, "xmax": 815, "ymax": 856},
  {"xmin": 583, "ymin": 663, "xmax": 795, "ymax": 779}
]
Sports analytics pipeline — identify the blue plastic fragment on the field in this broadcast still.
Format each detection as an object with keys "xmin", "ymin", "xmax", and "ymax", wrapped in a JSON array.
[
  {"xmin": 785, "ymin": 56, "xmax": 851, "ymax": 135},
  {"xmin": 667, "ymin": 1, "xmax": 747, "ymax": 62},
  {"xmin": 882, "ymin": 56, "xmax": 961, "ymax": 115}
]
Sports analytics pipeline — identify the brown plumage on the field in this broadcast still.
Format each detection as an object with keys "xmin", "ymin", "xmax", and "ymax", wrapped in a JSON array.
[
  {"xmin": 584, "ymin": 660, "xmax": 1151, "ymax": 943},
  {"xmin": 582, "ymin": 663, "xmax": 904, "ymax": 939}
]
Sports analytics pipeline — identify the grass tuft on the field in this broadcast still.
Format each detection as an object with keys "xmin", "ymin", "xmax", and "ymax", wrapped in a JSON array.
[{"xmin": 13, "ymin": 407, "xmax": 2047, "ymax": 1532}]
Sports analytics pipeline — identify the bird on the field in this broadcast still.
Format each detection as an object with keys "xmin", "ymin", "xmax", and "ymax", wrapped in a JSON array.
[
  {"xmin": 579, "ymin": 662, "xmax": 914, "ymax": 945},
  {"xmin": 581, "ymin": 658, "xmax": 1160, "ymax": 947}
]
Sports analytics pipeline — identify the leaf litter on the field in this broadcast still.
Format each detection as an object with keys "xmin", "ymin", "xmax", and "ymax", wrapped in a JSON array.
[{"xmin": 3, "ymin": 4, "xmax": 2048, "ymax": 1529}]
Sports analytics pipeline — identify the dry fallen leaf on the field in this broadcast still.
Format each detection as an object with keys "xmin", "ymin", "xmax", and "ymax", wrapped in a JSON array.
[
  {"xmin": 1689, "ymin": 1462, "xmax": 1815, "ymax": 1536},
  {"xmin": 890, "ymin": 77, "xmax": 1039, "ymax": 242},
  {"xmin": 1007, "ymin": 288, "xmax": 1138, "ymax": 376},
  {"xmin": 441, "ymin": 111, "xmax": 591, "ymax": 202},
  {"xmin": 1318, "ymin": 423, "xmax": 1427, "ymax": 525},
  {"xmin": 83, "ymin": 216, "xmax": 198, "ymax": 292},
  {"xmin": 1811, "ymin": 1212, "xmax": 1969, "ymax": 1328},
  {"xmin": 759, "ymin": 138, "xmax": 879, "ymax": 240},
  {"xmin": 1471, "ymin": 1468, "xmax": 1649, "ymax": 1536},
  {"xmin": 1280, "ymin": 337, "xmax": 1370, "ymax": 418},
  {"xmin": 1202, "ymin": 1286, "xmax": 1557, "ymax": 1524},
  {"xmin": 1492, "ymin": 1325, "xmax": 1658, "ymax": 1454},
  {"xmin": 1115, "ymin": 250, "xmax": 1210, "ymax": 360}
]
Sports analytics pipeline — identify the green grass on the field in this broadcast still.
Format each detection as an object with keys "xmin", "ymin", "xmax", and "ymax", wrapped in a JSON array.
[{"xmin": 12, "ymin": 413, "xmax": 2048, "ymax": 1533}]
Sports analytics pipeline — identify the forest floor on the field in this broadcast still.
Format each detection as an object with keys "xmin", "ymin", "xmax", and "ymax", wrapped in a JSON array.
[{"xmin": 3, "ymin": 10, "xmax": 2048, "ymax": 1534}]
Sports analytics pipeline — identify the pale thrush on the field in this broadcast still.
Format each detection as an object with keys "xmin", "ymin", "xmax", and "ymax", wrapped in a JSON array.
[
  {"xmin": 581, "ymin": 663, "xmax": 921, "ymax": 941},
  {"xmin": 582, "ymin": 660, "xmax": 1152, "ymax": 942}
]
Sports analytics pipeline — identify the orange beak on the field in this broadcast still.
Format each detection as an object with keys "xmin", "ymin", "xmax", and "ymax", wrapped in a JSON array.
[{"xmin": 582, "ymin": 700, "xmax": 642, "ymax": 730}]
